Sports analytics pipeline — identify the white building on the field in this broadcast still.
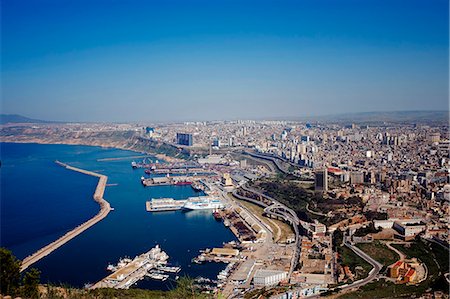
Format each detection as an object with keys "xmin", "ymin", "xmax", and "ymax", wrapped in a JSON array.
[{"xmin": 253, "ymin": 270, "xmax": 287, "ymax": 287}]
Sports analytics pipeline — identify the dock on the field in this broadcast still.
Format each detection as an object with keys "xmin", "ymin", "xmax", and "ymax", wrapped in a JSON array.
[
  {"xmin": 20, "ymin": 161, "xmax": 112, "ymax": 272},
  {"xmin": 90, "ymin": 245, "xmax": 178, "ymax": 289},
  {"xmin": 145, "ymin": 198, "xmax": 187, "ymax": 212},
  {"xmin": 141, "ymin": 175, "xmax": 211, "ymax": 187}
]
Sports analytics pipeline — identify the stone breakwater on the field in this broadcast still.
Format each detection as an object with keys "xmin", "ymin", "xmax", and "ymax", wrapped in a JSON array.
[{"xmin": 20, "ymin": 161, "xmax": 112, "ymax": 272}]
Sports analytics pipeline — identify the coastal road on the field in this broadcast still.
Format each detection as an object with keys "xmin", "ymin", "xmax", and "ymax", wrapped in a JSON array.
[{"xmin": 235, "ymin": 184, "xmax": 305, "ymax": 276}]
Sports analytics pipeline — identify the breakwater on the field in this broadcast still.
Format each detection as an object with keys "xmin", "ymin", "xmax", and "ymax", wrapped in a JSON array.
[{"xmin": 20, "ymin": 161, "xmax": 112, "ymax": 272}]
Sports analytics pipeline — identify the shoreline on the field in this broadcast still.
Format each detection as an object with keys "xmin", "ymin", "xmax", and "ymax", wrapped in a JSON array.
[
  {"xmin": 0, "ymin": 139, "xmax": 184, "ymax": 163},
  {"xmin": 20, "ymin": 161, "xmax": 112, "ymax": 272}
]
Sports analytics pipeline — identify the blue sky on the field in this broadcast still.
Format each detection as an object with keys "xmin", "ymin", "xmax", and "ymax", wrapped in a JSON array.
[{"xmin": 1, "ymin": 0, "xmax": 448, "ymax": 122}]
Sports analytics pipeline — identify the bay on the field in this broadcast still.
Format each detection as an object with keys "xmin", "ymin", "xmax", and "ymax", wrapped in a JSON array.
[{"xmin": 0, "ymin": 142, "xmax": 236, "ymax": 288}]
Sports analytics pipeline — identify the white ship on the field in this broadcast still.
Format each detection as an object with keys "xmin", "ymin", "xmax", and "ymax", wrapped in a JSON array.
[
  {"xmin": 147, "ymin": 198, "xmax": 186, "ymax": 212},
  {"xmin": 182, "ymin": 196, "xmax": 224, "ymax": 210}
]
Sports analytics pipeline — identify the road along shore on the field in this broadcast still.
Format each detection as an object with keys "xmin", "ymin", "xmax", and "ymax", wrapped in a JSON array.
[{"xmin": 20, "ymin": 161, "xmax": 112, "ymax": 272}]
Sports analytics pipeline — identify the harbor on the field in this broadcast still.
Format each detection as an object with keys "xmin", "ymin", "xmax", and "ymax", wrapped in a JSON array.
[
  {"xmin": 146, "ymin": 196, "xmax": 224, "ymax": 212},
  {"xmin": 90, "ymin": 245, "xmax": 181, "ymax": 289},
  {"xmin": 20, "ymin": 160, "xmax": 112, "ymax": 272},
  {"xmin": 140, "ymin": 175, "xmax": 213, "ymax": 187}
]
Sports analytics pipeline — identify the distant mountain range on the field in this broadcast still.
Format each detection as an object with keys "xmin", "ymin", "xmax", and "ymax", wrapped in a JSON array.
[
  {"xmin": 0, "ymin": 114, "xmax": 52, "ymax": 124},
  {"xmin": 267, "ymin": 110, "xmax": 449, "ymax": 125}
]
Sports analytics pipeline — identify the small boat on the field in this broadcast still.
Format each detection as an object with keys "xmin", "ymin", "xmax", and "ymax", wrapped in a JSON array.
[
  {"xmin": 145, "ymin": 169, "xmax": 151, "ymax": 174},
  {"xmin": 107, "ymin": 264, "xmax": 117, "ymax": 271},
  {"xmin": 213, "ymin": 210, "xmax": 222, "ymax": 221}
]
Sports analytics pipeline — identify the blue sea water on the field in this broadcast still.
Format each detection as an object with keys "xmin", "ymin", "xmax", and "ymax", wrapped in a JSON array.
[{"xmin": 0, "ymin": 143, "xmax": 236, "ymax": 289}]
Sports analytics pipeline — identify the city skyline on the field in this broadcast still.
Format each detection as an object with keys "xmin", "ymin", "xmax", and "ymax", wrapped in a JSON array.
[{"xmin": 2, "ymin": 0, "xmax": 449, "ymax": 122}]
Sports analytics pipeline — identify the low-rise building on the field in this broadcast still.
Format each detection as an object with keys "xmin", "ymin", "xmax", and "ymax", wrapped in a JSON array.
[{"xmin": 253, "ymin": 269, "xmax": 287, "ymax": 287}]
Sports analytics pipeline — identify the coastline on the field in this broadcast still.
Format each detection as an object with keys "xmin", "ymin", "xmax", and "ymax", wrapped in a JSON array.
[
  {"xmin": 20, "ymin": 161, "xmax": 112, "ymax": 272},
  {"xmin": 0, "ymin": 139, "xmax": 184, "ymax": 163}
]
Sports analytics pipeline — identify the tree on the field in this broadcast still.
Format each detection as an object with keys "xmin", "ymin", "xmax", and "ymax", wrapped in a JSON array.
[
  {"xmin": 22, "ymin": 268, "xmax": 41, "ymax": 298},
  {"xmin": 0, "ymin": 248, "xmax": 21, "ymax": 296}
]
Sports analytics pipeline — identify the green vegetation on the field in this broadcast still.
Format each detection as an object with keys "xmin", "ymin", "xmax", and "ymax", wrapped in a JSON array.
[
  {"xmin": 338, "ymin": 246, "xmax": 372, "ymax": 279},
  {"xmin": 243, "ymin": 286, "xmax": 290, "ymax": 299},
  {"xmin": 255, "ymin": 179, "xmax": 364, "ymax": 226},
  {"xmin": 0, "ymin": 248, "xmax": 208, "ymax": 299},
  {"xmin": 134, "ymin": 138, "xmax": 190, "ymax": 159},
  {"xmin": 355, "ymin": 241, "xmax": 399, "ymax": 267},
  {"xmin": 41, "ymin": 277, "xmax": 209, "ymax": 299},
  {"xmin": 362, "ymin": 211, "xmax": 388, "ymax": 221},
  {"xmin": 0, "ymin": 248, "xmax": 21, "ymax": 295},
  {"xmin": 392, "ymin": 239, "xmax": 449, "ymax": 292},
  {"xmin": 338, "ymin": 279, "xmax": 427, "ymax": 299},
  {"xmin": 353, "ymin": 223, "xmax": 381, "ymax": 237},
  {"xmin": 256, "ymin": 179, "xmax": 313, "ymax": 220},
  {"xmin": 0, "ymin": 248, "xmax": 40, "ymax": 298},
  {"xmin": 338, "ymin": 239, "xmax": 449, "ymax": 298},
  {"xmin": 234, "ymin": 196, "xmax": 293, "ymax": 243}
]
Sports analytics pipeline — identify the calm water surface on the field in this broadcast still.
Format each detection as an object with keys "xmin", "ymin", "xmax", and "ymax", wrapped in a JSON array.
[{"xmin": 0, "ymin": 143, "xmax": 236, "ymax": 288}]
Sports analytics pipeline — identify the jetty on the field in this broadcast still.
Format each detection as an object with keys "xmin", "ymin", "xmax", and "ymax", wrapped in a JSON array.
[
  {"xmin": 90, "ymin": 245, "xmax": 178, "ymax": 289},
  {"xmin": 20, "ymin": 161, "xmax": 112, "ymax": 272}
]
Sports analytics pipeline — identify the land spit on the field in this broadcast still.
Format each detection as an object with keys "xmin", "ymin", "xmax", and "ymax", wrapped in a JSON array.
[{"xmin": 20, "ymin": 161, "xmax": 112, "ymax": 272}]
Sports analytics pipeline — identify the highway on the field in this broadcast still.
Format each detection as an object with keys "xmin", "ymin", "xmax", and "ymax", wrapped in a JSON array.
[
  {"xmin": 234, "ymin": 184, "xmax": 307, "ymax": 276},
  {"xmin": 235, "ymin": 184, "xmax": 384, "ymax": 297},
  {"xmin": 242, "ymin": 151, "xmax": 296, "ymax": 175}
]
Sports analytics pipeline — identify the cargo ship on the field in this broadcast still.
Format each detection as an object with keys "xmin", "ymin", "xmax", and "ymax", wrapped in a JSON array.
[{"xmin": 182, "ymin": 196, "xmax": 224, "ymax": 210}]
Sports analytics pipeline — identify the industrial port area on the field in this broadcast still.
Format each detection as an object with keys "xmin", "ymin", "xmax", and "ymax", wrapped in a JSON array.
[
  {"xmin": 90, "ymin": 245, "xmax": 179, "ymax": 290},
  {"xmin": 131, "ymin": 156, "xmax": 303, "ymax": 297},
  {"xmin": 2, "ymin": 117, "xmax": 449, "ymax": 299}
]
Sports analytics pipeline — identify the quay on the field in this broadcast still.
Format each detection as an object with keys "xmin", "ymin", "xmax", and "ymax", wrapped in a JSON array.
[
  {"xmin": 90, "ymin": 245, "xmax": 176, "ymax": 289},
  {"xmin": 20, "ymin": 161, "xmax": 112, "ymax": 272},
  {"xmin": 141, "ymin": 175, "xmax": 212, "ymax": 187},
  {"xmin": 145, "ymin": 198, "xmax": 187, "ymax": 212}
]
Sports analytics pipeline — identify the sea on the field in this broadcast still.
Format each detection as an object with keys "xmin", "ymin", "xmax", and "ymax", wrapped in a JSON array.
[{"xmin": 0, "ymin": 142, "xmax": 236, "ymax": 289}]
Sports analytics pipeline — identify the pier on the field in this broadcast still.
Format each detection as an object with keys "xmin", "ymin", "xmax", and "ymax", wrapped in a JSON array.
[
  {"xmin": 20, "ymin": 161, "xmax": 112, "ymax": 272},
  {"xmin": 90, "ymin": 245, "xmax": 177, "ymax": 289},
  {"xmin": 141, "ymin": 175, "xmax": 212, "ymax": 187}
]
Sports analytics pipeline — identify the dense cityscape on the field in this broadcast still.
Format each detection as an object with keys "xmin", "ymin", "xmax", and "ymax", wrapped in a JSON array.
[
  {"xmin": 1, "ymin": 0, "xmax": 448, "ymax": 298},
  {"xmin": 1, "ymin": 113, "xmax": 448, "ymax": 298}
]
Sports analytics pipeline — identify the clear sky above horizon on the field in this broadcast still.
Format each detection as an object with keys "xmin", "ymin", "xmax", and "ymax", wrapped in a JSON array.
[{"xmin": 1, "ymin": 0, "xmax": 449, "ymax": 122}]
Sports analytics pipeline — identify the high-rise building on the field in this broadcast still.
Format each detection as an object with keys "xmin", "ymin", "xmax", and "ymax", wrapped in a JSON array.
[
  {"xmin": 213, "ymin": 137, "xmax": 221, "ymax": 147},
  {"xmin": 315, "ymin": 169, "xmax": 328, "ymax": 192},
  {"xmin": 350, "ymin": 171, "xmax": 364, "ymax": 185},
  {"xmin": 176, "ymin": 133, "xmax": 193, "ymax": 146},
  {"xmin": 429, "ymin": 132, "xmax": 440, "ymax": 143}
]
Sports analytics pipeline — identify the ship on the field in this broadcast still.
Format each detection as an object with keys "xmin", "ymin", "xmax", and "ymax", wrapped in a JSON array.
[
  {"xmin": 175, "ymin": 181, "xmax": 192, "ymax": 186},
  {"xmin": 147, "ymin": 198, "xmax": 186, "ymax": 212},
  {"xmin": 182, "ymin": 196, "xmax": 224, "ymax": 210},
  {"xmin": 212, "ymin": 209, "xmax": 222, "ymax": 221},
  {"xmin": 191, "ymin": 181, "xmax": 205, "ymax": 192}
]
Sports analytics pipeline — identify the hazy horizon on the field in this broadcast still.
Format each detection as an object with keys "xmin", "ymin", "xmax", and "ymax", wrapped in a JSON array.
[{"xmin": 1, "ymin": 0, "xmax": 449, "ymax": 122}]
